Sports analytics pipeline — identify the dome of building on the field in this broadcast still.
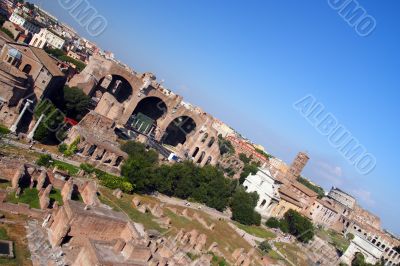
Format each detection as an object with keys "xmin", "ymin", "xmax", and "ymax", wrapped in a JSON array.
[{"xmin": 7, "ymin": 48, "xmax": 22, "ymax": 60}]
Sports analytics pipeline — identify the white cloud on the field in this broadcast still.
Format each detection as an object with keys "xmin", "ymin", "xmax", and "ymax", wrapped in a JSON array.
[
  {"xmin": 308, "ymin": 160, "xmax": 344, "ymax": 187},
  {"xmin": 351, "ymin": 189, "xmax": 376, "ymax": 207}
]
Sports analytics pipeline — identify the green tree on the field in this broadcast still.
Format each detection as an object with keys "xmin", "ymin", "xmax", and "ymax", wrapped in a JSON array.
[
  {"xmin": 0, "ymin": 124, "xmax": 10, "ymax": 136},
  {"xmin": 297, "ymin": 176, "xmax": 325, "ymax": 199},
  {"xmin": 121, "ymin": 141, "xmax": 159, "ymax": 193},
  {"xmin": 44, "ymin": 47, "xmax": 66, "ymax": 58},
  {"xmin": 218, "ymin": 135, "xmax": 235, "ymax": 155},
  {"xmin": 58, "ymin": 143, "xmax": 67, "ymax": 153},
  {"xmin": 36, "ymin": 154, "xmax": 52, "ymax": 168},
  {"xmin": 266, "ymin": 217, "xmax": 280, "ymax": 228},
  {"xmin": 239, "ymin": 162, "xmax": 259, "ymax": 184},
  {"xmin": 283, "ymin": 209, "xmax": 315, "ymax": 243},
  {"xmin": 346, "ymin": 233, "xmax": 355, "ymax": 241},
  {"xmin": 239, "ymin": 153, "xmax": 251, "ymax": 164},
  {"xmin": 1, "ymin": 27, "xmax": 14, "ymax": 39},
  {"xmin": 231, "ymin": 188, "xmax": 261, "ymax": 225},
  {"xmin": 58, "ymin": 86, "xmax": 90, "ymax": 120},
  {"xmin": 33, "ymin": 100, "xmax": 66, "ymax": 144},
  {"xmin": 258, "ymin": 241, "xmax": 272, "ymax": 254}
]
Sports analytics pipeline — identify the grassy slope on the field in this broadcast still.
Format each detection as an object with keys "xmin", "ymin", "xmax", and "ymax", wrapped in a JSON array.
[
  {"xmin": 235, "ymin": 223, "xmax": 276, "ymax": 239},
  {"xmin": 6, "ymin": 188, "xmax": 40, "ymax": 209}
]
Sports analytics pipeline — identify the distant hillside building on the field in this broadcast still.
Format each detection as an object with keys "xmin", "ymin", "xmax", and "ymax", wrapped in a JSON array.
[
  {"xmin": 9, "ymin": 11, "xmax": 41, "ymax": 34},
  {"xmin": 328, "ymin": 187, "xmax": 356, "ymax": 210},
  {"xmin": 225, "ymin": 135, "xmax": 269, "ymax": 164},
  {"xmin": 30, "ymin": 28, "xmax": 65, "ymax": 50},
  {"xmin": 212, "ymin": 119, "xmax": 234, "ymax": 138}
]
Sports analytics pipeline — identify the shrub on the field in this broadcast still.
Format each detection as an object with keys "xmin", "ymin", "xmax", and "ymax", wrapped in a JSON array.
[
  {"xmin": 58, "ymin": 143, "xmax": 67, "ymax": 153},
  {"xmin": 346, "ymin": 233, "xmax": 355, "ymax": 241},
  {"xmin": 36, "ymin": 154, "xmax": 52, "ymax": 167},
  {"xmin": 231, "ymin": 188, "xmax": 261, "ymax": 226},
  {"xmin": 218, "ymin": 135, "xmax": 235, "ymax": 155},
  {"xmin": 266, "ymin": 217, "xmax": 281, "ymax": 228},
  {"xmin": 63, "ymin": 137, "xmax": 80, "ymax": 157},
  {"xmin": 96, "ymin": 170, "xmax": 134, "ymax": 194},
  {"xmin": 80, "ymin": 163, "xmax": 95, "ymax": 174},
  {"xmin": 297, "ymin": 176, "xmax": 325, "ymax": 199},
  {"xmin": 258, "ymin": 241, "xmax": 272, "ymax": 254},
  {"xmin": 33, "ymin": 99, "xmax": 65, "ymax": 144},
  {"xmin": 1, "ymin": 27, "xmax": 14, "ymax": 39},
  {"xmin": 279, "ymin": 219, "xmax": 289, "ymax": 233},
  {"xmin": 0, "ymin": 124, "xmax": 10, "ymax": 135},
  {"xmin": 283, "ymin": 209, "xmax": 315, "ymax": 243}
]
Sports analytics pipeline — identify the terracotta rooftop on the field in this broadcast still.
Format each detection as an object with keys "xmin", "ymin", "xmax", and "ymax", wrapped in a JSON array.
[
  {"xmin": 291, "ymin": 181, "xmax": 318, "ymax": 197},
  {"xmin": 316, "ymin": 198, "xmax": 339, "ymax": 213},
  {"xmin": 30, "ymin": 46, "xmax": 64, "ymax": 77},
  {"xmin": 279, "ymin": 187, "xmax": 303, "ymax": 208}
]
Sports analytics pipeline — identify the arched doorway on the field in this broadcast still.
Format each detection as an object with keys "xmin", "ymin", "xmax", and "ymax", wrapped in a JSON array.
[
  {"xmin": 90, "ymin": 74, "xmax": 133, "ymax": 106},
  {"xmin": 162, "ymin": 116, "xmax": 196, "ymax": 147},
  {"xmin": 22, "ymin": 64, "xmax": 32, "ymax": 74},
  {"xmin": 127, "ymin": 97, "xmax": 167, "ymax": 135}
]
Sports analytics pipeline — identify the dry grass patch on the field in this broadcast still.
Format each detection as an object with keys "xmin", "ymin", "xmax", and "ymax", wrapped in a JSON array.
[{"xmin": 0, "ymin": 213, "xmax": 32, "ymax": 266}]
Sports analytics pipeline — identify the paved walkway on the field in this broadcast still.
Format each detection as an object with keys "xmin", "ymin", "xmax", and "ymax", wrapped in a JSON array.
[
  {"xmin": 3, "ymin": 138, "xmax": 80, "ymax": 167},
  {"xmin": 25, "ymin": 219, "xmax": 66, "ymax": 266},
  {"xmin": 155, "ymin": 194, "xmax": 230, "ymax": 221}
]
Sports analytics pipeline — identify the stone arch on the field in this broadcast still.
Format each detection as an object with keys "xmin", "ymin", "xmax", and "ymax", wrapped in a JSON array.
[
  {"xmin": 90, "ymin": 74, "xmax": 134, "ymax": 104},
  {"xmin": 22, "ymin": 64, "xmax": 32, "ymax": 74},
  {"xmin": 126, "ymin": 96, "xmax": 168, "ymax": 134},
  {"xmin": 162, "ymin": 116, "xmax": 197, "ymax": 147},
  {"xmin": 205, "ymin": 156, "xmax": 212, "ymax": 165},
  {"xmin": 69, "ymin": 55, "xmax": 142, "ymax": 99}
]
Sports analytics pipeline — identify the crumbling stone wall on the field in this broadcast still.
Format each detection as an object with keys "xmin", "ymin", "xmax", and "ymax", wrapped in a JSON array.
[{"xmin": 79, "ymin": 180, "xmax": 100, "ymax": 207}]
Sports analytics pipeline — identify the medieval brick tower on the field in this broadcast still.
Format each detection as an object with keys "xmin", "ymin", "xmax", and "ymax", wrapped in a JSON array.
[{"xmin": 286, "ymin": 152, "xmax": 309, "ymax": 182}]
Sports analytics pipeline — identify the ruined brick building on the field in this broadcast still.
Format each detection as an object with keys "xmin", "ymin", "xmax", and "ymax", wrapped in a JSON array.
[{"xmin": 68, "ymin": 55, "xmax": 222, "ymax": 166}]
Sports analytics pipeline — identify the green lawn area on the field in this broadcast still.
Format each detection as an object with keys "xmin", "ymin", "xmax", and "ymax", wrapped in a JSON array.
[
  {"xmin": 0, "ymin": 227, "xmax": 8, "ymax": 239},
  {"xmin": 267, "ymin": 249, "xmax": 283, "ymax": 260},
  {"xmin": 235, "ymin": 223, "xmax": 276, "ymax": 239},
  {"xmin": 49, "ymin": 189, "xmax": 63, "ymax": 206},
  {"xmin": 316, "ymin": 228, "xmax": 350, "ymax": 254},
  {"xmin": 53, "ymin": 160, "xmax": 79, "ymax": 175},
  {"xmin": 99, "ymin": 188, "xmax": 165, "ymax": 233},
  {"xmin": 6, "ymin": 188, "xmax": 40, "ymax": 209},
  {"xmin": 0, "ymin": 124, "xmax": 10, "ymax": 135},
  {"xmin": 209, "ymin": 252, "xmax": 229, "ymax": 266}
]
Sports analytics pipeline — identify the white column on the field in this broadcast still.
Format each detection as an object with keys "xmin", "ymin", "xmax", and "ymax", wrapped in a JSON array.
[
  {"xmin": 27, "ymin": 114, "xmax": 45, "ymax": 140},
  {"xmin": 10, "ymin": 100, "xmax": 33, "ymax": 133}
]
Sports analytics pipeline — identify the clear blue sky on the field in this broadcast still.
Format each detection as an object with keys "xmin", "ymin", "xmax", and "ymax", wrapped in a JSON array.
[{"xmin": 32, "ymin": 0, "xmax": 399, "ymax": 234}]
